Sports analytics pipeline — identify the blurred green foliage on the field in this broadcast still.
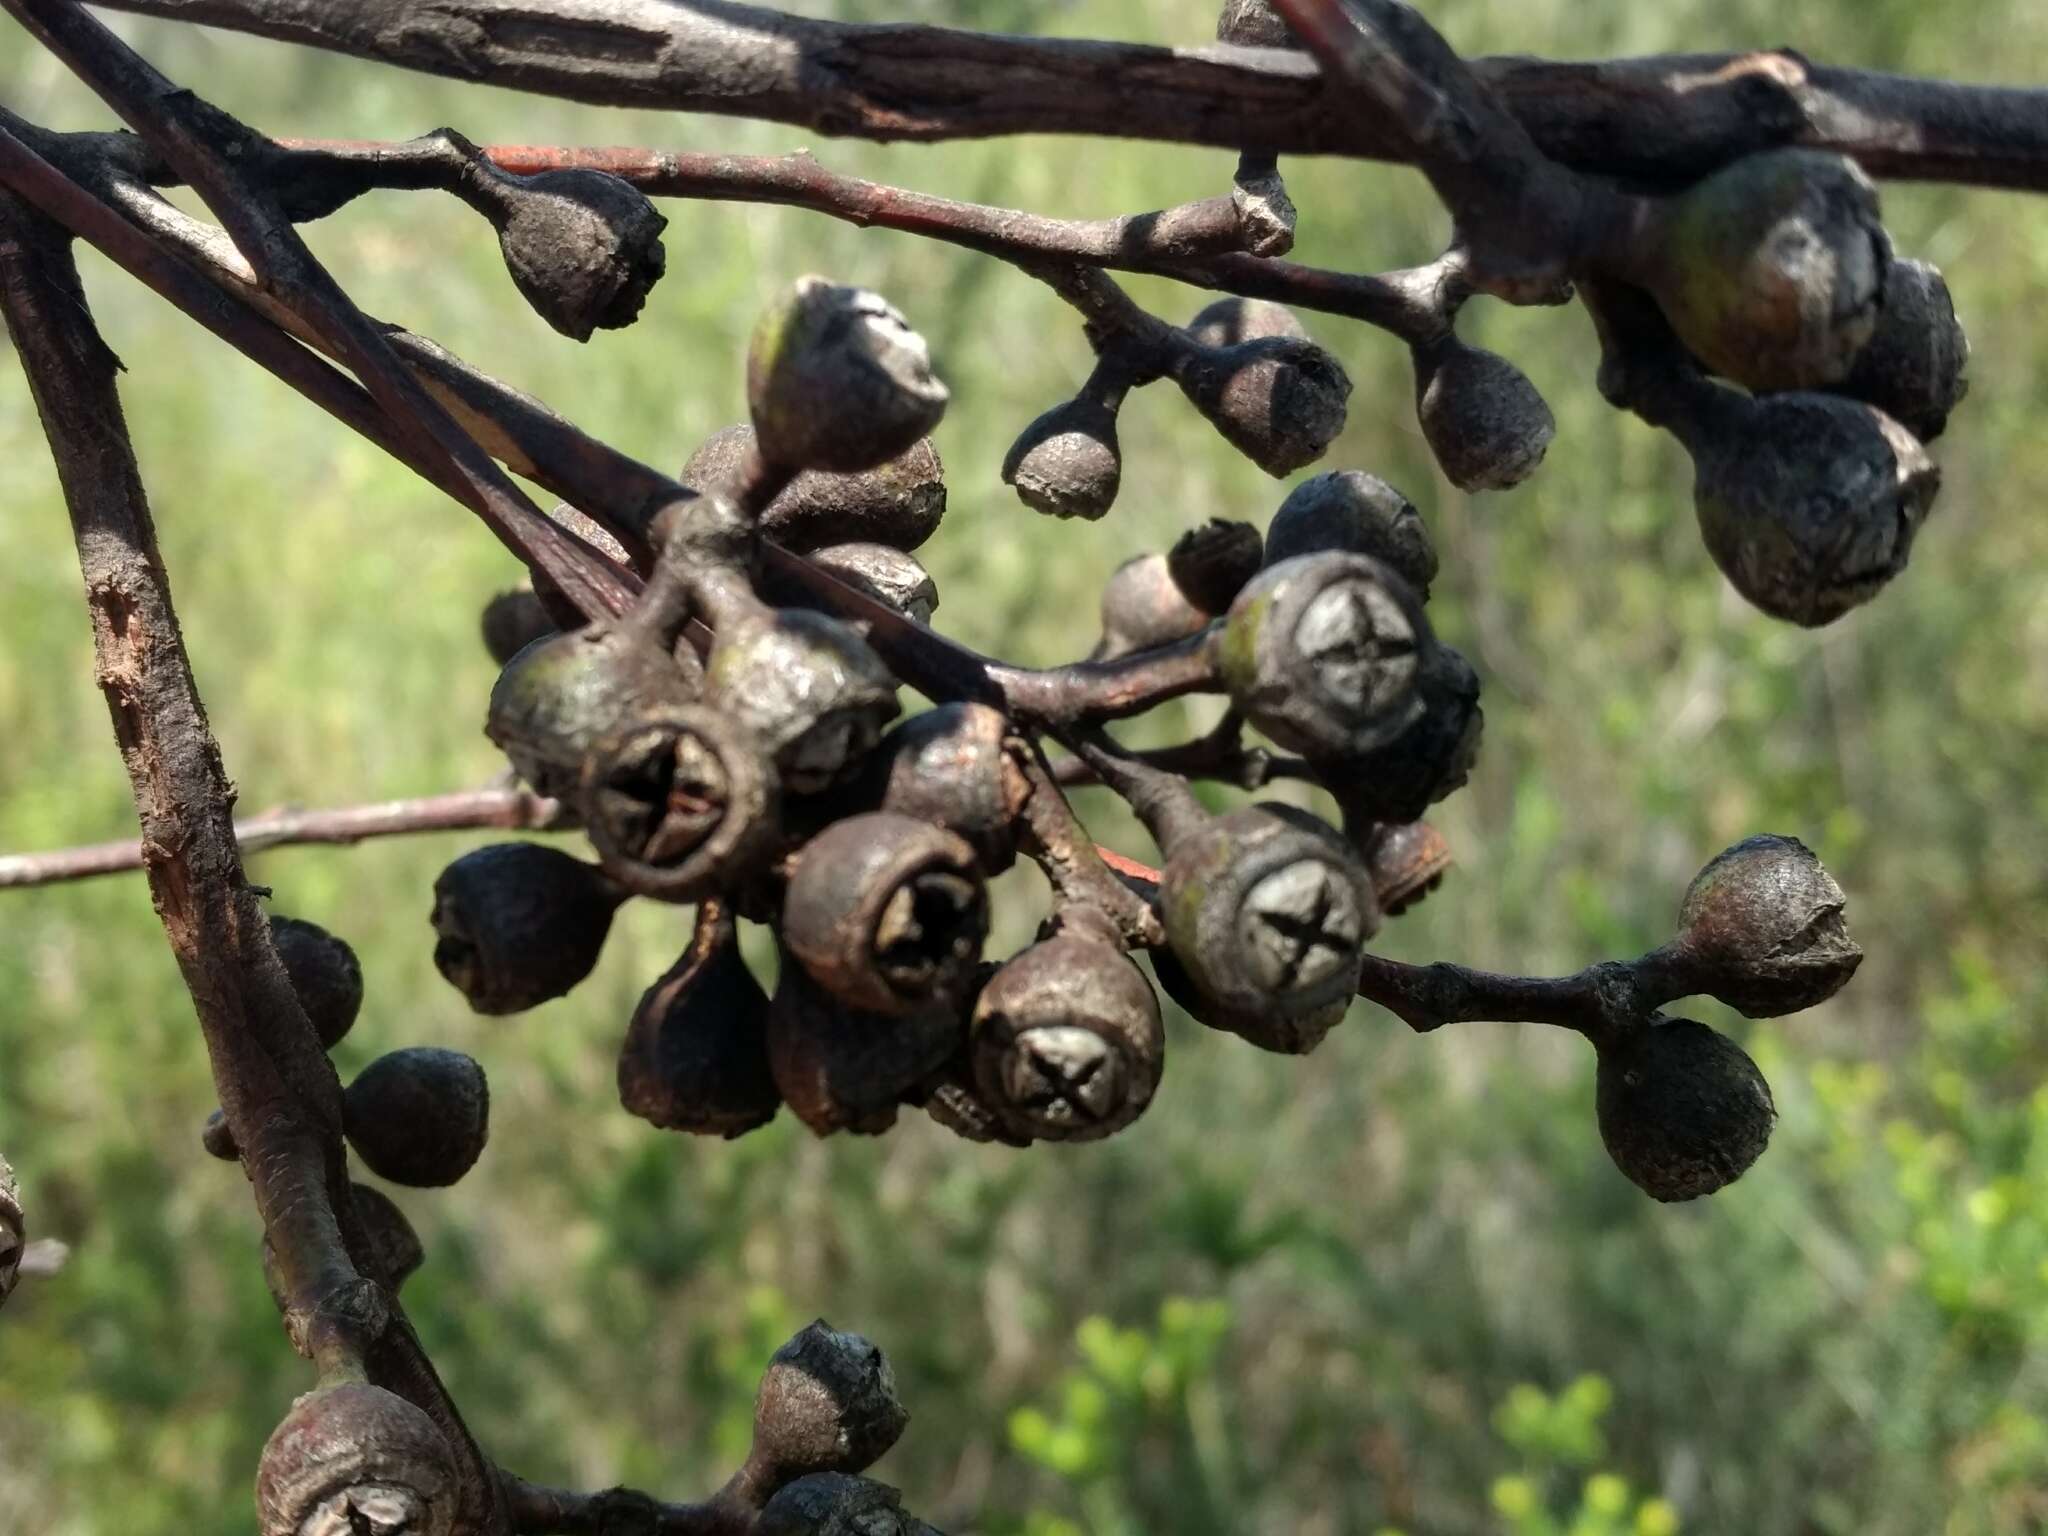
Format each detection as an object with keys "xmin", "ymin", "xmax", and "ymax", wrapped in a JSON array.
[{"xmin": 1, "ymin": 2, "xmax": 2046, "ymax": 1533}]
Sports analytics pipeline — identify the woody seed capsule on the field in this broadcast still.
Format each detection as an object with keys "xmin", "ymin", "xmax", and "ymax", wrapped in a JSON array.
[
  {"xmin": 747, "ymin": 277, "xmax": 950, "ymax": 473},
  {"xmin": 681, "ymin": 425, "xmax": 948, "ymax": 553},
  {"xmin": 344, "ymin": 1047, "xmax": 490, "ymax": 1188},
  {"xmin": 430, "ymin": 842, "xmax": 624, "ymax": 1015},
  {"xmin": 255, "ymin": 1382, "xmax": 457, "ymax": 1536},
  {"xmin": 617, "ymin": 909, "xmax": 781, "ymax": 1138},
  {"xmin": 1669, "ymin": 834, "xmax": 1863, "ymax": 1017},
  {"xmin": 1596, "ymin": 1016, "xmax": 1776, "ymax": 1202}
]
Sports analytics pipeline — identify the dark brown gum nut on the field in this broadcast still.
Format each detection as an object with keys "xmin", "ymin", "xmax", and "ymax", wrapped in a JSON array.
[
  {"xmin": 429, "ymin": 842, "xmax": 623, "ymax": 1015},
  {"xmin": 796, "ymin": 543, "xmax": 939, "ymax": 624},
  {"xmin": 1264, "ymin": 470, "xmax": 1438, "ymax": 601},
  {"xmin": 269, "ymin": 915, "xmax": 364, "ymax": 1051},
  {"xmin": 1835, "ymin": 257, "xmax": 1970, "ymax": 442},
  {"xmin": 1645, "ymin": 148, "xmax": 1886, "ymax": 391},
  {"xmin": 1217, "ymin": 552, "xmax": 1431, "ymax": 759},
  {"xmin": 1671, "ymin": 834, "xmax": 1863, "ymax": 1017},
  {"xmin": 1410, "ymin": 336, "xmax": 1557, "ymax": 493},
  {"xmin": 747, "ymin": 277, "xmax": 950, "ymax": 473},
  {"xmin": 255, "ymin": 1381, "xmax": 457, "ymax": 1536},
  {"xmin": 1160, "ymin": 803, "xmax": 1377, "ymax": 1053},
  {"xmin": 1002, "ymin": 385, "xmax": 1123, "ymax": 521},
  {"xmin": 202, "ymin": 1108, "xmax": 240, "ymax": 1161},
  {"xmin": 766, "ymin": 960, "xmax": 964, "ymax": 1136},
  {"xmin": 1097, "ymin": 553, "xmax": 1210, "ymax": 660},
  {"xmin": 1360, "ymin": 820, "xmax": 1453, "ymax": 917},
  {"xmin": 485, "ymin": 623, "xmax": 701, "ymax": 802},
  {"xmin": 1168, "ymin": 519, "xmax": 1264, "ymax": 616},
  {"xmin": 1595, "ymin": 1016, "xmax": 1776, "ymax": 1202},
  {"xmin": 782, "ymin": 812, "xmax": 989, "ymax": 1016},
  {"xmin": 264, "ymin": 1183, "xmax": 424, "ymax": 1307},
  {"xmin": 742, "ymin": 1321, "xmax": 909, "ymax": 1495},
  {"xmin": 706, "ymin": 609, "xmax": 901, "ymax": 796},
  {"xmin": 969, "ymin": 924, "xmax": 1165, "ymax": 1143},
  {"xmin": 491, "ymin": 168, "xmax": 668, "ymax": 341},
  {"xmin": 344, "ymin": 1048, "xmax": 490, "ymax": 1188},
  {"xmin": 1185, "ymin": 296, "xmax": 1309, "ymax": 350},
  {"xmin": 580, "ymin": 705, "xmax": 779, "ymax": 903},
  {"xmin": 1316, "ymin": 642, "xmax": 1484, "ymax": 825},
  {"xmin": 756, "ymin": 1474, "xmax": 934, "ymax": 1536},
  {"xmin": 479, "ymin": 585, "xmax": 557, "ymax": 668},
  {"xmin": 683, "ymin": 425, "xmax": 948, "ymax": 553},
  {"xmin": 617, "ymin": 913, "xmax": 781, "ymax": 1138},
  {"xmin": 1172, "ymin": 335, "xmax": 1352, "ymax": 477},
  {"xmin": 0, "ymin": 1153, "xmax": 20, "ymax": 1310},
  {"xmin": 349, "ymin": 1183, "xmax": 425, "ymax": 1292},
  {"xmin": 865, "ymin": 703, "xmax": 1027, "ymax": 875},
  {"xmin": 1691, "ymin": 392, "xmax": 1939, "ymax": 627}
]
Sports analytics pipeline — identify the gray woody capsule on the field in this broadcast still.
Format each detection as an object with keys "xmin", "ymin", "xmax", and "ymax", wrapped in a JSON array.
[
  {"xmin": 766, "ymin": 959, "xmax": 964, "ymax": 1137},
  {"xmin": 739, "ymin": 1322, "xmax": 909, "ymax": 1495},
  {"xmin": 1218, "ymin": 552, "xmax": 1431, "ymax": 759},
  {"xmin": 970, "ymin": 918, "xmax": 1165, "ymax": 1143},
  {"xmin": 782, "ymin": 813, "xmax": 989, "ymax": 1017},
  {"xmin": 706, "ymin": 610, "xmax": 901, "ymax": 796},
  {"xmin": 681, "ymin": 425, "xmax": 948, "ymax": 554},
  {"xmin": 860, "ymin": 703, "xmax": 1027, "ymax": 875},
  {"xmin": 1836, "ymin": 257, "xmax": 1970, "ymax": 442},
  {"xmin": 1640, "ymin": 149, "xmax": 1887, "ymax": 392},
  {"xmin": 486, "ymin": 623, "xmax": 701, "ymax": 804},
  {"xmin": 1160, "ymin": 804, "xmax": 1377, "ymax": 1054},
  {"xmin": 747, "ymin": 277, "xmax": 950, "ymax": 473},
  {"xmin": 1172, "ymin": 335, "xmax": 1351, "ymax": 478},
  {"xmin": 617, "ymin": 909, "xmax": 781, "ymax": 1139},
  {"xmin": 1670, "ymin": 835, "xmax": 1863, "ymax": 1017},
  {"xmin": 430, "ymin": 843, "xmax": 624, "ymax": 1015},
  {"xmin": 1265, "ymin": 471, "xmax": 1438, "ymax": 602},
  {"xmin": 1688, "ymin": 391, "xmax": 1939, "ymax": 628},
  {"xmin": 255, "ymin": 1382, "xmax": 457, "ymax": 1536},
  {"xmin": 343, "ymin": 1048, "xmax": 490, "ymax": 1189},
  {"xmin": 580, "ymin": 705, "xmax": 779, "ymax": 903},
  {"xmin": 489, "ymin": 168, "xmax": 668, "ymax": 342},
  {"xmin": 1596, "ymin": 1016, "xmax": 1776, "ymax": 1202},
  {"xmin": 1411, "ymin": 336, "xmax": 1556, "ymax": 493}
]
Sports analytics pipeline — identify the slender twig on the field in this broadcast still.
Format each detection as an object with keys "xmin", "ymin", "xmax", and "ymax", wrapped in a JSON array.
[
  {"xmin": 0, "ymin": 188, "xmax": 505, "ymax": 1530},
  {"xmin": 1051, "ymin": 711, "xmax": 1320, "ymax": 791},
  {"xmin": 86, "ymin": 0, "xmax": 2048, "ymax": 191},
  {"xmin": 0, "ymin": 121, "xmax": 1233, "ymax": 730},
  {"xmin": 1353, "ymin": 951, "xmax": 1691, "ymax": 1042},
  {"xmin": 2, "ymin": 0, "xmax": 639, "ymax": 623},
  {"xmin": 0, "ymin": 787, "xmax": 567, "ymax": 890},
  {"xmin": 114, "ymin": 134, "xmax": 1469, "ymax": 343}
]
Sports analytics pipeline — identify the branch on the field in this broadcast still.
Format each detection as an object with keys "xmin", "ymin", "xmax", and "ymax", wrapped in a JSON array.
[
  {"xmin": 125, "ymin": 134, "xmax": 1460, "ymax": 343},
  {"xmin": 1352, "ymin": 953, "xmax": 1682, "ymax": 1040},
  {"xmin": 0, "ymin": 787, "xmax": 566, "ymax": 890},
  {"xmin": 86, "ymin": 0, "xmax": 2048, "ymax": 190},
  {"xmin": 5, "ymin": 0, "xmax": 640, "ymax": 623},
  {"xmin": 0, "ymin": 189, "xmax": 505, "ymax": 1530},
  {"xmin": 0, "ymin": 115, "xmax": 1235, "ymax": 730}
]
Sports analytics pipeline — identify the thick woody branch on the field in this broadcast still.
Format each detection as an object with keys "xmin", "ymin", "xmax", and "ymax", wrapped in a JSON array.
[
  {"xmin": 0, "ymin": 787, "xmax": 566, "ymax": 890},
  {"xmin": 0, "ymin": 192, "xmax": 504, "ymax": 1530},
  {"xmin": 85, "ymin": 0, "xmax": 2048, "ymax": 190}
]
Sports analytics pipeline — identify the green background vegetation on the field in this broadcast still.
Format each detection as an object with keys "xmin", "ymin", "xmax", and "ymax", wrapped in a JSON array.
[{"xmin": 2, "ymin": 2, "xmax": 2045, "ymax": 1531}]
